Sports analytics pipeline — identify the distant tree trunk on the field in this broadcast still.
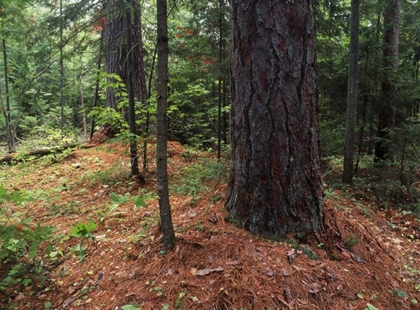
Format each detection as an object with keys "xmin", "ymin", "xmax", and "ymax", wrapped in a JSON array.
[
  {"xmin": 375, "ymin": 0, "xmax": 400, "ymax": 161},
  {"xmin": 90, "ymin": 32, "xmax": 103, "ymax": 140},
  {"xmin": 156, "ymin": 0, "xmax": 175, "ymax": 251},
  {"xmin": 2, "ymin": 39, "xmax": 14, "ymax": 153},
  {"xmin": 103, "ymin": 0, "xmax": 147, "ymax": 112},
  {"xmin": 80, "ymin": 78, "xmax": 87, "ymax": 137},
  {"xmin": 125, "ymin": 7, "xmax": 144, "ymax": 183},
  {"xmin": 226, "ymin": 0, "xmax": 323, "ymax": 237},
  {"xmin": 60, "ymin": 0, "xmax": 65, "ymax": 129},
  {"xmin": 216, "ymin": 0, "xmax": 224, "ymax": 160},
  {"xmin": 343, "ymin": 0, "xmax": 360, "ymax": 184},
  {"xmin": 143, "ymin": 44, "xmax": 158, "ymax": 173}
]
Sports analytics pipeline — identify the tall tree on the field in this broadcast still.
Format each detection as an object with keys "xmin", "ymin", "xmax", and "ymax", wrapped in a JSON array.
[
  {"xmin": 103, "ymin": 0, "xmax": 147, "ymax": 111},
  {"xmin": 156, "ymin": 0, "xmax": 175, "ymax": 251},
  {"xmin": 60, "ymin": 0, "xmax": 65, "ymax": 129},
  {"xmin": 343, "ymin": 0, "xmax": 361, "ymax": 184},
  {"xmin": 226, "ymin": 0, "xmax": 323, "ymax": 237},
  {"xmin": 125, "ymin": 5, "xmax": 143, "ymax": 182},
  {"xmin": 375, "ymin": 0, "xmax": 401, "ymax": 161}
]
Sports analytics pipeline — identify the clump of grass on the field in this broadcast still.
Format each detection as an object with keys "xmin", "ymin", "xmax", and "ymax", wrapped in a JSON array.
[
  {"xmin": 344, "ymin": 234, "xmax": 361, "ymax": 248},
  {"xmin": 87, "ymin": 159, "xmax": 131, "ymax": 185},
  {"xmin": 171, "ymin": 158, "xmax": 228, "ymax": 196}
]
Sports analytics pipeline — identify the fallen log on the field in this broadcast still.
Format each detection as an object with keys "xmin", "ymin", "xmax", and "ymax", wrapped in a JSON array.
[{"xmin": 0, "ymin": 143, "xmax": 79, "ymax": 165}]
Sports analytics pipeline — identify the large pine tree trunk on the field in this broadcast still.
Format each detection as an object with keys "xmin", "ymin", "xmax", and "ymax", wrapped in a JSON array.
[
  {"xmin": 103, "ymin": 0, "xmax": 147, "ymax": 111},
  {"xmin": 375, "ymin": 0, "xmax": 400, "ymax": 161},
  {"xmin": 226, "ymin": 0, "xmax": 323, "ymax": 238}
]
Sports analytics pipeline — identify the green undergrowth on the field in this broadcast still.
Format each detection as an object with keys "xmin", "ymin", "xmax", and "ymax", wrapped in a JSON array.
[
  {"xmin": 171, "ymin": 157, "xmax": 228, "ymax": 197},
  {"xmin": 0, "ymin": 186, "xmax": 61, "ymax": 303}
]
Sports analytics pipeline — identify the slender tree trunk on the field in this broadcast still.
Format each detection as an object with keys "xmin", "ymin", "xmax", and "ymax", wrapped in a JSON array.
[
  {"xmin": 60, "ymin": 0, "xmax": 65, "ymax": 129},
  {"xmin": 143, "ymin": 44, "xmax": 158, "ymax": 173},
  {"xmin": 375, "ymin": 0, "xmax": 400, "ymax": 161},
  {"xmin": 90, "ymin": 31, "xmax": 103, "ymax": 140},
  {"xmin": 2, "ymin": 39, "xmax": 14, "ymax": 153},
  {"xmin": 156, "ymin": 0, "xmax": 175, "ymax": 251},
  {"xmin": 125, "ymin": 6, "xmax": 144, "ymax": 183},
  {"xmin": 226, "ymin": 0, "xmax": 323, "ymax": 237},
  {"xmin": 217, "ymin": 0, "xmax": 224, "ymax": 160},
  {"xmin": 343, "ymin": 0, "xmax": 360, "ymax": 184},
  {"xmin": 80, "ymin": 80, "xmax": 87, "ymax": 137}
]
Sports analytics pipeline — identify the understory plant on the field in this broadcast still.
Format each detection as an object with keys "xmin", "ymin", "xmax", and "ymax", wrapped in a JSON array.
[{"xmin": 0, "ymin": 186, "xmax": 59, "ymax": 300}]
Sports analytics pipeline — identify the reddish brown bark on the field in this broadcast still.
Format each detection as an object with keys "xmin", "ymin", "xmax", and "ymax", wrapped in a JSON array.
[
  {"xmin": 226, "ymin": 0, "xmax": 323, "ymax": 238},
  {"xmin": 103, "ymin": 0, "xmax": 147, "ymax": 110}
]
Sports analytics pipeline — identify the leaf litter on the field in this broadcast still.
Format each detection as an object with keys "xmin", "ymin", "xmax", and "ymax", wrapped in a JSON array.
[{"xmin": 1, "ymin": 140, "xmax": 419, "ymax": 309}]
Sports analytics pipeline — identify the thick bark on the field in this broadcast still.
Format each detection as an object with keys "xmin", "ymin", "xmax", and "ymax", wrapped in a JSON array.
[
  {"xmin": 156, "ymin": 0, "xmax": 175, "ymax": 251},
  {"xmin": 226, "ymin": 0, "xmax": 323, "ymax": 238},
  {"xmin": 375, "ymin": 0, "xmax": 400, "ymax": 161},
  {"xmin": 103, "ymin": 0, "xmax": 147, "ymax": 111},
  {"xmin": 343, "ymin": 0, "xmax": 360, "ymax": 184}
]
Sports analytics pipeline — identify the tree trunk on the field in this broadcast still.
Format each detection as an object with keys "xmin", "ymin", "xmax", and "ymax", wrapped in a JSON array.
[
  {"xmin": 375, "ymin": 0, "xmax": 400, "ymax": 161},
  {"xmin": 156, "ymin": 0, "xmax": 175, "ymax": 251},
  {"xmin": 2, "ymin": 39, "xmax": 14, "ymax": 153},
  {"xmin": 103, "ymin": 0, "xmax": 147, "ymax": 111},
  {"xmin": 125, "ymin": 7, "xmax": 143, "ymax": 182},
  {"xmin": 60, "ymin": 0, "xmax": 65, "ymax": 129},
  {"xmin": 90, "ymin": 32, "xmax": 103, "ymax": 140},
  {"xmin": 226, "ymin": 0, "xmax": 323, "ymax": 238},
  {"xmin": 343, "ymin": 0, "xmax": 360, "ymax": 184}
]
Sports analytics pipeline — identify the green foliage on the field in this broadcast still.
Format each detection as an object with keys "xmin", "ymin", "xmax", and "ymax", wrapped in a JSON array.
[
  {"xmin": 0, "ymin": 186, "xmax": 58, "ymax": 296},
  {"xmin": 86, "ymin": 159, "xmax": 131, "ymax": 185},
  {"xmin": 121, "ymin": 305, "xmax": 140, "ymax": 310},
  {"xmin": 96, "ymin": 192, "xmax": 147, "ymax": 223},
  {"xmin": 171, "ymin": 156, "xmax": 228, "ymax": 196},
  {"xmin": 365, "ymin": 303, "xmax": 377, "ymax": 310},
  {"xmin": 70, "ymin": 220, "xmax": 97, "ymax": 260},
  {"xmin": 388, "ymin": 288, "xmax": 409, "ymax": 298},
  {"xmin": 88, "ymin": 107, "xmax": 128, "ymax": 132}
]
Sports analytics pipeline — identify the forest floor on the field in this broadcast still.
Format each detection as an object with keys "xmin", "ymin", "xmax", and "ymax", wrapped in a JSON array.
[{"xmin": 1, "ymin": 139, "xmax": 420, "ymax": 310}]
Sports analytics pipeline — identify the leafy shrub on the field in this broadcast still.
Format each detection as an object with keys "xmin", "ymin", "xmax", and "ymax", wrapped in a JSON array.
[{"xmin": 0, "ymin": 186, "xmax": 59, "ymax": 299}]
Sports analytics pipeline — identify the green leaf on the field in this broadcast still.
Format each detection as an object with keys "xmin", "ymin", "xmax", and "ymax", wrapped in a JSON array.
[
  {"xmin": 365, "ymin": 303, "xmax": 377, "ymax": 310},
  {"xmin": 395, "ymin": 288, "xmax": 408, "ymax": 298},
  {"xmin": 133, "ymin": 196, "xmax": 147, "ymax": 210},
  {"xmin": 23, "ymin": 278, "xmax": 32, "ymax": 286},
  {"xmin": 121, "ymin": 306, "xmax": 140, "ymax": 310}
]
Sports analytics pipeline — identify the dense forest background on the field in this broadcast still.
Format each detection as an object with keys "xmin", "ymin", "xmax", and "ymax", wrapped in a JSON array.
[
  {"xmin": 1, "ymin": 0, "xmax": 419, "ymax": 209},
  {"xmin": 1, "ymin": 1, "xmax": 420, "ymax": 308}
]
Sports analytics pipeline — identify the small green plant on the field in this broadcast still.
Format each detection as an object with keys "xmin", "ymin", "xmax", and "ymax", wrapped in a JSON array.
[
  {"xmin": 388, "ymin": 288, "xmax": 409, "ymax": 298},
  {"xmin": 121, "ymin": 305, "xmax": 140, "ymax": 310},
  {"xmin": 175, "ymin": 291, "xmax": 187, "ymax": 309},
  {"xmin": 147, "ymin": 280, "xmax": 163, "ymax": 296},
  {"xmin": 344, "ymin": 235, "xmax": 361, "ymax": 248},
  {"xmin": 171, "ymin": 158, "xmax": 228, "ymax": 196},
  {"xmin": 194, "ymin": 220, "xmax": 204, "ymax": 231},
  {"xmin": 0, "ymin": 186, "xmax": 57, "ymax": 298},
  {"xmin": 87, "ymin": 159, "xmax": 131, "ymax": 185},
  {"xmin": 96, "ymin": 192, "xmax": 148, "ymax": 223},
  {"xmin": 70, "ymin": 220, "xmax": 97, "ymax": 260}
]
